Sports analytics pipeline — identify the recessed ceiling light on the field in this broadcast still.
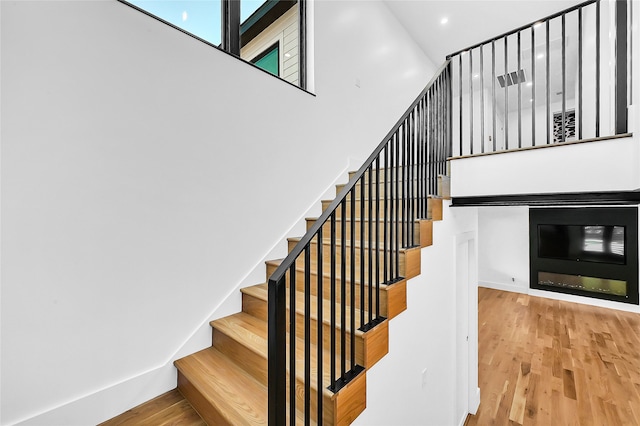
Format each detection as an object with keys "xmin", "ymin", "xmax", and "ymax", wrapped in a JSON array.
[
  {"xmin": 537, "ymin": 53, "xmax": 545, "ymax": 60},
  {"xmin": 440, "ymin": 17, "xmax": 448, "ymax": 25},
  {"xmin": 530, "ymin": 98, "xmax": 534, "ymax": 102},
  {"xmin": 526, "ymin": 82, "xmax": 533, "ymax": 87},
  {"xmin": 285, "ymin": 53, "xmax": 291, "ymax": 58},
  {"xmin": 533, "ymin": 21, "xmax": 543, "ymax": 29},
  {"xmin": 473, "ymin": 74, "xmax": 479, "ymax": 79},
  {"xmin": 182, "ymin": 10, "xmax": 188, "ymax": 22}
]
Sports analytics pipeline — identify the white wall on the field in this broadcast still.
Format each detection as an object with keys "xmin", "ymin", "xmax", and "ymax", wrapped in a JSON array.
[
  {"xmin": 450, "ymin": 134, "xmax": 640, "ymax": 197},
  {"xmin": 0, "ymin": 1, "xmax": 438, "ymax": 424},
  {"xmin": 478, "ymin": 205, "xmax": 640, "ymax": 314},
  {"xmin": 354, "ymin": 203, "xmax": 479, "ymax": 426}
]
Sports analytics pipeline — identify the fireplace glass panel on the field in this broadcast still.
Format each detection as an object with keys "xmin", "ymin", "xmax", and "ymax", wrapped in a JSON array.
[{"xmin": 538, "ymin": 271, "xmax": 627, "ymax": 297}]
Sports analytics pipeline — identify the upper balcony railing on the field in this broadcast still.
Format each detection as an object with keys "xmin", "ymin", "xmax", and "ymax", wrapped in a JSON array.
[{"xmin": 447, "ymin": 0, "xmax": 631, "ymax": 157}]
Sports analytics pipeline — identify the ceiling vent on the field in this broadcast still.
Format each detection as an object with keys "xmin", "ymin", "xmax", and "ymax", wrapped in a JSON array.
[{"xmin": 497, "ymin": 69, "xmax": 526, "ymax": 88}]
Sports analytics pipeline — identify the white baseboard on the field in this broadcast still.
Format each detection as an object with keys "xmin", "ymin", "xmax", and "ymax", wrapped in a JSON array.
[
  {"xmin": 16, "ymin": 365, "xmax": 175, "ymax": 426},
  {"xmin": 470, "ymin": 387, "xmax": 480, "ymax": 415},
  {"xmin": 478, "ymin": 280, "xmax": 528, "ymax": 294},
  {"xmin": 14, "ymin": 160, "xmax": 360, "ymax": 426}
]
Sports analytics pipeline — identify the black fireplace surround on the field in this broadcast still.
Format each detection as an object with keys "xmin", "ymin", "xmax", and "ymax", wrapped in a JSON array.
[{"xmin": 529, "ymin": 207, "xmax": 639, "ymax": 304}]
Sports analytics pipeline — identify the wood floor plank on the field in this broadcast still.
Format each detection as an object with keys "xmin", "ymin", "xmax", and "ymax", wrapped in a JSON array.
[
  {"xmin": 98, "ymin": 389, "xmax": 205, "ymax": 426},
  {"xmin": 466, "ymin": 287, "xmax": 640, "ymax": 426}
]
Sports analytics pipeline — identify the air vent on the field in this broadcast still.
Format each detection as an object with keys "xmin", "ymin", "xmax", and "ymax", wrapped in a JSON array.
[{"xmin": 497, "ymin": 69, "xmax": 526, "ymax": 88}]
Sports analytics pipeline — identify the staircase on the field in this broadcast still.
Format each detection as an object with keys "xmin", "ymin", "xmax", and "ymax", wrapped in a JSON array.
[
  {"xmin": 101, "ymin": 176, "xmax": 449, "ymax": 426},
  {"xmin": 101, "ymin": 58, "xmax": 452, "ymax": 425}
]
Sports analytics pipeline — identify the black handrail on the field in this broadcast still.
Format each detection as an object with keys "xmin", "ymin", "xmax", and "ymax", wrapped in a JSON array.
[
  {"xmin": 446, "ymin": 0, "xmax": 597, "ymax": 59},
  {"xmin": 268, "ymin": 58, "xmax": 452, "ymax": 425}
]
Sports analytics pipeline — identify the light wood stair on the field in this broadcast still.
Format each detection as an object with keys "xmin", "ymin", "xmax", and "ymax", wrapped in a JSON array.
[{"xmin": 101, "ymin": 173, "xmax": 447, "ymax": 426}]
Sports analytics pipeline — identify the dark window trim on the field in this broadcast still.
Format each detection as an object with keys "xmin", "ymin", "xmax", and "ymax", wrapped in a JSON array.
[
  {"xmin": 117, "ymin": 0, "xmax": 311, "ymax": 94},
  {"xmin": 251, "ymin": 41, "xmax": 280, "ymax": 76}
]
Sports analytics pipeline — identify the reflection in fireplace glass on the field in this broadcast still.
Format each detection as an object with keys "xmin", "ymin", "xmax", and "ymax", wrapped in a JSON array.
[
  {"xmin": 538, "ymin": 271, "xmax": 627, "ymax": 297},
  {"xmin": 583, "ymin": 226, "xmax": 625, "ymax": 256}
]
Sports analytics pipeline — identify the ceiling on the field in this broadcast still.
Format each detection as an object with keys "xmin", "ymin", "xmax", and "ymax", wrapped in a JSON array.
[{"xmin": 383, "ymin": 0, "xmax": 585, "ymax": 64}]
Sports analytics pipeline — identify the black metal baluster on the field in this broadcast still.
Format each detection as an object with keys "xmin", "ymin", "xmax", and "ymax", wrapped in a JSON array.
[
  {"xmin": 480, "ymin": 45, "xmax": 485, "ymax": 153},
  {"xmin": 432, "ymin": 85, "xmax": 437, "ymax": 192},
  {"xmin": 304, "ymin": 245, "xmax": 311, "ymax": 424},
  {"xmin": 546, "ymin": 19, "xmax": 550, "ymax": 144},
  {"xmin": 289, "ymin": 264, "xmax": 296, "ymax": 426},
  {"xmin": 416, "ymin": 103, "xmax": 422, "ymax": 219},
  {"xmin": 615, "ymin": 0, "xmax": 628, "ymax": 134},
  {"xmin": 360, "ymin": 178, "xmax": 365, "ymax": 329},
  {"xmin": 579, "ymin": 6, "xmax": 583, "ymax": 140},
  {"xmin": 384, "ymin": 145, "xmax": 389, "ymax": 284},
  {"xmin": 458, "ymin": 54, "xmax": 463, "ymax": 155},
  {"xmin": 409, "ymin": 112, "xmax": 414, "ymax": 246},
  {"xmin": 492, "ymin": 40, "xmax": 497, "ymax": 151},
  {"xmin": 517, "ymin": 30, "xmax": 522, "ymax": 148},
  {"xmin": 395, "ymin": 133, "xmax": 400, "ymax": 277},
  {"xmin": 350, "ymin": 187, "xmax": 356, "ymax": 370},
  {"xmin": 375, "ymin": 156, "xmax": 381, "ymax": 318},
  {"xmin": 316, "ymin": 231, "xmax": 323, "ymax": 424},
  {"xmin": 330, "ymin": 214, "xmax": 336, "ymax": 391},
  {"xmin": 562, "ymin": 13, "xmax": 566, "ymax": 142},
  {"xmin": 532, "ymin": 25, "xmax": 536, "ymax": 146},
  {"xmin": 596, "ymin": 0, "xmax": 600, "ymax": 137},
  {"xmin": 268, "ymin": 278, "xmax": 286, "ymax": 425},
  {"xmin": 389, "ymin": 135, "xmax": 396, "ymax": 280},
  {"xmin": 340, "ymin": 201, "xmax": 346, "ymax": 379},
  {"xmin": 368, "ymin": 165, "xmax": 373, "ymax": 325},
  {"xmin": 504, "ymin": 35, "xmax": 509, "ymax": 149},
  {"xmin": 470, "ymin": 48, "xmax": 474, "ymax": 155}
]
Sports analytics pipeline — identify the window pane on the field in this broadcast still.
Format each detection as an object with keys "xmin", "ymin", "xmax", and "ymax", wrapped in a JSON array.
[
  {"xmin": 240, "ymin": 0, "xmax": 299, "ymax": 86},
  {"xmin": 129, "ymin": 0, "xmax": 222, "ymax": 46},
  {"xmin": 253, "ymin": 44, "xmax": 279, "ymax": 75}
]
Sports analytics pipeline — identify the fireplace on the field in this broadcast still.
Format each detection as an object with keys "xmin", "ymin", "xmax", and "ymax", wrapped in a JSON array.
[{"xmin": 529, "ymin": 207, "xmax": 638, "ymax": 304}]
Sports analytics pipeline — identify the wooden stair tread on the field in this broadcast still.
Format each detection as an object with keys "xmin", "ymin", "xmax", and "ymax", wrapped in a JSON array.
[
  {"xmin": 175, "ymin": 347, "xmax": 268, "ymax": 425},
  {"xmin": 98, "ymin": 389, "xmax": 205, "ymax": 426}
]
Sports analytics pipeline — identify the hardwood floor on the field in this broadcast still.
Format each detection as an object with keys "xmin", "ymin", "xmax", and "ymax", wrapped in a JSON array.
[
  {"xmin": 99, "ymin": 389, "xmax": 206, "ymax": 425},
  {"xmin": 466, "ymin": 287, "xmax": 640, "ymax": 426}
]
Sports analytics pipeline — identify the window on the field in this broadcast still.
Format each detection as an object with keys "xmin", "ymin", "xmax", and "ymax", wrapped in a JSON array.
[
  {"xmin": 251, "ymin": 42, "xmax": 279, "ymax": 76},
  {"xmin": 122, "ymin": 0, "xmax": 306, "ymax": 89}
]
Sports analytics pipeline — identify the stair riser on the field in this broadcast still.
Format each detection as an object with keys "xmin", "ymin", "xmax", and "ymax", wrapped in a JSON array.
[
  {"xmin": 305, "ymin": 217, "xmax": 422, "ymax": 246},
  {"xmin": 337, "ymin": 179, "xmax": 436, "ymax": 199},
  {"xmin": 348, "ymin": 167, "xmax": 429, "ymax": 183},
  {"xmin": 287, "ymin": 240, "xmax": 415, "ymax": 281},
  {"xmin": 212, "ymin": 329, "xmax": 268, "ymax": 386},
  {"xmin": 177, "ymin": 371, "xmax": 233, "ymax": 425},
  {"xmin": 321, "ymin": 199, "xmax": 431, "ymax": 220},
  {"xmin": 246, "ymin": 278, "xmax": 403, "ymax": 322},
  {"xmin": 264, "ymin": 264, "xmax": 386, "ymax": 312}
]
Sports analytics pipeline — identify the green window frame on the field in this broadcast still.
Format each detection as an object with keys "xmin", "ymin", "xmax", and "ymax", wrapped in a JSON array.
[{"xmin": 252, "ymin": 42, "xmax": 280, "ymax": 76}]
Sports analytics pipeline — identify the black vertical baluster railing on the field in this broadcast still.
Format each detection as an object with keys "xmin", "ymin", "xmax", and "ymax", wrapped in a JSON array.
[
  {"xmin": 445, "ymin": 0, "xmax": 627, "ymax": 159},
  {"xmin": 350, "ymin": 185, "xmax": 356, "ymax": 372},
  {"xmin": 340, "ymin": 202, "xmax": 346, "ymax": 379},
  {"xmin": 360, "ymin": 177, "xmax": 365, "ymax": 330},
  {"xmin": 303, "ymin": 245, "xmax": 311, "ymax": 425},
  {"xmin": 268, "ymin": 59, "xmax": 451, "ymax": 425},
  {"xmin": 315, "ymin": 230, "xmax": 323, "ymax": 424}
]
